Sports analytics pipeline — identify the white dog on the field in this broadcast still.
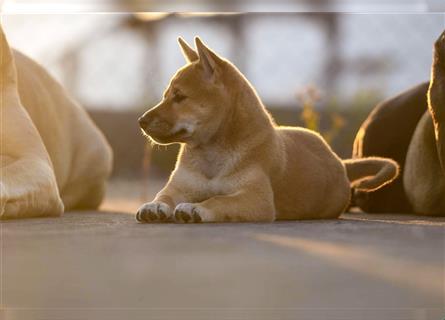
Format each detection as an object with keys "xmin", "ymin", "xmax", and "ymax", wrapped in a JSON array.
[{"xmin": 0, "ymin": 25, "xmax": 112, "ymax": 219}]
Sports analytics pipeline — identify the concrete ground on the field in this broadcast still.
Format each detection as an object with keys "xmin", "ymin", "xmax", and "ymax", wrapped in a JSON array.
[{"xmin": 1, "ymin": 179, "xmax": 445, "ymax": 320}]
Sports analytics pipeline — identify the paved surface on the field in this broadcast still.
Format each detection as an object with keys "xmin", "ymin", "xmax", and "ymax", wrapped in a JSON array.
[{"xmin": 1, "ymin": 211, "xmax": 444, "ymax": 320}]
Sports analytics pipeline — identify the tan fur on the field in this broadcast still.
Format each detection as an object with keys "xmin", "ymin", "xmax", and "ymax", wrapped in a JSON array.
[
  {"xmin": 0, "ymin": 25, "xmax": 112, "ymax": 219},
  {"xmin": 137, "ymin": 37, "xmax": 399, "ymax": 223}
]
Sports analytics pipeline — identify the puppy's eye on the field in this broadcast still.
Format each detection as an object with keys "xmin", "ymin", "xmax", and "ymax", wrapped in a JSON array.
[{"xmin": 172, "ymin": 92, "xmax": 187, "ymax": 103}]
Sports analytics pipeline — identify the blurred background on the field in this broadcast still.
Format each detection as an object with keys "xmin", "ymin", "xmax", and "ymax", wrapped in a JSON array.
[{"xmin": 2, "ymin": 10, "xmax": 445, "ymax": 212}]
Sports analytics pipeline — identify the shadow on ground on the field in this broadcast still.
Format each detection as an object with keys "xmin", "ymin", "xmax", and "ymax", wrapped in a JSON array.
[{"xmin": 1, "ymin": 179, "xmax": 444, "ymax": 320}]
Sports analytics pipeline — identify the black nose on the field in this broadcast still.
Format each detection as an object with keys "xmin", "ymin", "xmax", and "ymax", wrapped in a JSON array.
[{"xmin": 138, "ymin": 116, "xmax": 150, "ymax": 129}]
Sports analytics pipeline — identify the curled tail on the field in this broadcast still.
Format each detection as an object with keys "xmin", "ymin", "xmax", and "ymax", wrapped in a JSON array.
[{"xmin": 343, "ymin": 157, "xmax": 400, "ymax": 192}]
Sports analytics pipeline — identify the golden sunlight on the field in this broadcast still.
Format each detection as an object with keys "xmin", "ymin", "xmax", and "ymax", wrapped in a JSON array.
[{"xmin": 254, "ymin": 233, "xmax": 443, "ymax": 297}]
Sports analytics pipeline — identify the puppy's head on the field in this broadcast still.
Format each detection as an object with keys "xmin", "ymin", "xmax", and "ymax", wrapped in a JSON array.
[{"xmin": 139, "ymin": 37, "xmax": 231, "ymax": 146}]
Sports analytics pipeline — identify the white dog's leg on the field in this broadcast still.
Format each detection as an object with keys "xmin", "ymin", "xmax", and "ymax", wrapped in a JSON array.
[
  {"xmin": 0, "ymin": 26, "xmax": 63, "ymax": 219},
  {"xmin": 0, "ymin": 103, "xmax": 64, "ymax": 219},
  {"xmin": 0, "ymin": 157, "xmax": 64, "ymax": 219}
]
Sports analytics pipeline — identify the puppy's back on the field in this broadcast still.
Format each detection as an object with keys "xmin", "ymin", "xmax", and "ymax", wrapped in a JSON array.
[{"xmin": 273, "ymin": 127, "xmax": 350, "ymax": 219}]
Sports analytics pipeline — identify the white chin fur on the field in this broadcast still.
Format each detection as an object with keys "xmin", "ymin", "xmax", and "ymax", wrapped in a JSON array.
[{"xmin": 172, "ymin": 123, "xmax": 195, "ymax": 136}]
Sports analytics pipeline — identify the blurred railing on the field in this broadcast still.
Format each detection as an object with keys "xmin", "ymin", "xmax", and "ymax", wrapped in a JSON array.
[
  {"xmin": 2, "ymin": 11, "xmax": 445, "ymax": 179},
  {"xmin": 2, "ymin": 0, "xmax": 444, "ymax": 13}
]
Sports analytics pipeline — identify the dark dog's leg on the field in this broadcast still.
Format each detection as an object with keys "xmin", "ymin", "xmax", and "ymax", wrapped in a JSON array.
[
  {"xmin": 429, "ymin": 30, "xmax": 445, "ymax": 175},
  {"xmin": 403, "ymin": 31, "xmax": 445, "ymax": 216}
]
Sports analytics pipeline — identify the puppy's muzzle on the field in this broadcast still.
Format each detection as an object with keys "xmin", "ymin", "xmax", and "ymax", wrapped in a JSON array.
[
  {"xmin": 138, "ymin": 116, "xmax": 150, "ymax": 130},
  {"xmin": 139, "ymin": 115, "xmax": 172, "ymax": 135}
]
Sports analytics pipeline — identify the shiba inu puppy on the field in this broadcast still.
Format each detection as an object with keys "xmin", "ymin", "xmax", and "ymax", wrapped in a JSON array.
[
  {"xmin": 0, "ymin": 25, "xmax": 112, "ymax": 219},
  {"xmin": 137, "ymin": 37, "xmax": 399, "ymax": 223}
]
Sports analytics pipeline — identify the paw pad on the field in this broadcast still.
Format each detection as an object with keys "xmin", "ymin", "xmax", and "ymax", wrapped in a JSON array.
[
  {"xmin": 136, "ymin": 202, "xmax": 172, "ymax": 223},
  {"xmin": 174, "ymin": 203, "xmax": 203, "ymax": 223}
]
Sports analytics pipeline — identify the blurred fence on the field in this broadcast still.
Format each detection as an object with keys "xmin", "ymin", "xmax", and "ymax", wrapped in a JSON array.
[
  {"xmin": 4, "ymin": 13, "xmax": 444, "ymax": 109},
  {"xmin": 3, "ymin": 0, "xmax": 445, "ymax": 13},
  {"xmin": 3, "ymin": 13, "xmax": 445, "ymax": 177}
]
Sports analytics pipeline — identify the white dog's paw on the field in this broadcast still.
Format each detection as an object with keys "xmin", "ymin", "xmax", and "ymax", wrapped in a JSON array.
[
  {"xmin": 136, "ymin": 202, "xmax": 173, "ymax": 223},
  {"xmin": 174, "ymin": 203, "xmax": 212, "ymax": 223}
]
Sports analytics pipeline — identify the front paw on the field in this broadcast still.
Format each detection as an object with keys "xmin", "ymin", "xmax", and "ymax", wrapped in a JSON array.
[
  {"xmin": 174, "ymin": 203, "xmax": 212, "ymax": 223},
  {"xmin": 136, "ymin": 201, "xmax": 173, "ymax": 223}
]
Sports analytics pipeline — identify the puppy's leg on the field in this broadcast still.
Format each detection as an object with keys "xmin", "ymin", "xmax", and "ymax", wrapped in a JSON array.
[
  {"xmin": 174, "ymin": 181, "xmax": 275, "ymax": 223},
  {"xmin": 136, "ymin": 184, "xmax": 187, "ymax": 223}
]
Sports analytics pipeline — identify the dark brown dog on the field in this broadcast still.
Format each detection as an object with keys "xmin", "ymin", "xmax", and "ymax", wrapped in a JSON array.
[
  {"xmin": 352, "ymin": 83, "xmax": 428, "ymax": 213},
  {"xmin": 353, "ymin": 29, "xmax": 445, "ymax": 215}
]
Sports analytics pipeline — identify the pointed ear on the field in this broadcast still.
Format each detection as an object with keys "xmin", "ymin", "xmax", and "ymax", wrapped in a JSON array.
[
  {"xmin": 195, "ymin": 37, "xmax": 222, "ymax": 79},
  {"xmin": 178, "ymin": 37, "xmax": 198, "ymax": 63}
]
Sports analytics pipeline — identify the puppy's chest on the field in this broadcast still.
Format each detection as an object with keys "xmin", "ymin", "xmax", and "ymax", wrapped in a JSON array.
[
  {"xmin": 177, "ymin": 170, "xmax": 232, "ymax": 199},
  {"xmin": 190, "ymin": 148, "xmax": 239, "ymax": 178},
  {"xmin": 176, "ymin": 156, "xmax": 239, "ymax": 197},
  {"xmin": 195, "ymin": 156, "xmax": 226, "ymax": 179}
]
